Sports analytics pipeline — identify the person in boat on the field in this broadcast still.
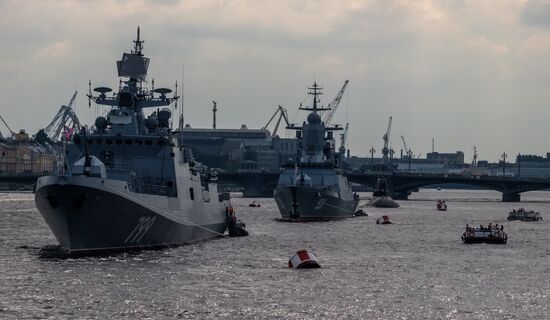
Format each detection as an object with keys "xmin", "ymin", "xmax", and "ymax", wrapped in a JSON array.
[{"xmin": 226, "ymin": 206, "xmax": 237, "ymax": 235}]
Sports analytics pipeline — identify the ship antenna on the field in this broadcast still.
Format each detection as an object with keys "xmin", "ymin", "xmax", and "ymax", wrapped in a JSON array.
[
  {"xmin": 133, "ymin": 26, "xmax": 144, "ymax": 56},
  {"xmin": 88, "ymin": 79, "xmax": 92, "ymax": 108}
]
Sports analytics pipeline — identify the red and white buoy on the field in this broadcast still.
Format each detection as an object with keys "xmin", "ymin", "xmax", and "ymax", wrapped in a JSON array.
[{"xmin": 288, "ymin": 249, "xmax": 321, "ymax": 269}]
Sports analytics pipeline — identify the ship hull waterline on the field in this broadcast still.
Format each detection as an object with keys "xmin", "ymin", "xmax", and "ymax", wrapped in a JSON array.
[
  {"xmin": 35, "ymin": 178, "xmax": 227, "ymax": 253},
  {"xmin": 274, "ymin": 186, "xmax": 359, "ymax": 221}
]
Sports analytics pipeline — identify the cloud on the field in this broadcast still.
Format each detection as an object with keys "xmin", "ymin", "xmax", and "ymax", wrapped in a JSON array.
[
  {"xmin": 0, "ymin": 0, "xmax": 550, "ymax": 160},
  {"xmin": 521, "ymin": 0, "xmax": 550, "ymax": 27}
]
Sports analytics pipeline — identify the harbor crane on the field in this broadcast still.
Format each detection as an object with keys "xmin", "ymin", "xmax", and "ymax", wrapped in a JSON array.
[
  {"xmin": 263, "ymin": 105, "xmax": 290, "ymax": 137},
  {"xmin": 472, "ymin": 146, "xmax": 478, "ymax": 166},
  {"xmin": 381, "ymin": 116, "xmax": 392, "ymax": 163},
  {"xmin": 44, "ymin": 91, "xmax": 81, "ymax": 142},
  {"xmin": 400, "ymin": 135, "xmax": 413, "ymax": 158},
  {"xmin": 0, "ymin": 114, "xmax": 16, "ymax": 138},
  {"xmin": 339, "ymin": 122, "xmax": 349, "ymax": 159},
  {"xmin": 322, "ymin": 79, "xmax": 349, "ymax": 125}
]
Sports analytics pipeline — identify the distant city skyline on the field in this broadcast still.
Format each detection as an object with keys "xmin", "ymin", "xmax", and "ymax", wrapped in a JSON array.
[{"xmin": 1, "ymin": 0, "xmax": 550, "ymax": 162}]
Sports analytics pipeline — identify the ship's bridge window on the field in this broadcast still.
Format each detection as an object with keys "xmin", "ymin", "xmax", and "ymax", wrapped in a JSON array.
[
  {"xmin": 106, "ymin": 139, "xmax": 113, "ymax": 145},
  {"xmin": 95, "ymin": 139, "xmax": 102, "ymax": 144},
  {"xmin": 125, "ymin": 139, "xmax": 132, "ymax": 145},
  {"xmin": 135, "ymin": 140, "xmax": 143, "ymax": 145},
  {"xmin": 145, "ymin": 140, "xmax": 152, "ymax": 145},
  {"xmin": 157, "ymin": 140, "xmax": 165, "ymax": 146},
  {"xmin": 115, "ymin": 140, "xmax": 123, "ymax": 145}
]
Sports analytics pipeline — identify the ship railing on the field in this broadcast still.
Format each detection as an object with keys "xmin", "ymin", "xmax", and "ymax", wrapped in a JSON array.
[{"xmin": 128, "ymin": 175, "xmax": 177, "ymax": 197}]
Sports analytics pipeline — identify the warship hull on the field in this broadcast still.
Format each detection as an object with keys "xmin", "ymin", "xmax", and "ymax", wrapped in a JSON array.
[
  {"xmin": 35, "ymin": 176, "xmax": 227, "ymax": 253},
  {"xmin": 274, "ymin": 186, "xmax": 358, "ymax": 221}
]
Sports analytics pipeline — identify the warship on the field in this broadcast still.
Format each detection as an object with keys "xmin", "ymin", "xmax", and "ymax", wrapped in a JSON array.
[
  {"xmin": 273, "ymin": 82, "xmax": 359, "ymax": 221},
  {"xmin": 35, "ymin": 28, "xmax": 230, "ymax": 253}
]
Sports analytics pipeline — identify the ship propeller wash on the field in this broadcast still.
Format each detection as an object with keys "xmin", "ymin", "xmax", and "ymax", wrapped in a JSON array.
[
  {"xmin": 35, "ymin": 28, "xmax": 230, "ymax": 253},
  {"xmin": 274, "ymin": 82, "xmax": 359, "ymax": 221}
]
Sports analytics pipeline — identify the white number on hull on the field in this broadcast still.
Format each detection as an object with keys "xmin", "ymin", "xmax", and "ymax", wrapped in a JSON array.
[
  {"xmin": 314, "ymin": 198, "xmax": 326, "ymax": 211},
  {"xmin": 125, "ymin": 216, "xmax": 156, "ymax": 244}
]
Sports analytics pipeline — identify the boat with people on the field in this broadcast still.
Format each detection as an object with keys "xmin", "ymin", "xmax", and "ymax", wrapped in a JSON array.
[
  {"xmin": 437, "ymin": 200, "xmax": 447, "ymax": 211},
  {"xmin": 34, "ymin": 28, "xmax": 231, "ymax": 253},
  {"xmin": 365, "ymin": 178, "xmax": 399, "ymax": 208},
  {"xmin": 507, "ymin": 208, "xmax": 542, "ymax": 221},
  {"xmin": 249, "ymin": 201, "xmax": 261, "ymax": 208},
  {"xmin": 461, "ymin": 224, "xmax": 507, "ymax": 244},
  {"xmin": 376, "ymin": 215, "xmax": 392, "ymax": 224},
  {"xmin": 273, "ymin": 82, "xmax": 359, "ymax": 221}
]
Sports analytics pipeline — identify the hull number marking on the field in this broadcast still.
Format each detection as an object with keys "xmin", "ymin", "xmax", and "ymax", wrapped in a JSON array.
[{"xmin": 125, "ymin": 216, "xmax": 156, "ymax": 243}]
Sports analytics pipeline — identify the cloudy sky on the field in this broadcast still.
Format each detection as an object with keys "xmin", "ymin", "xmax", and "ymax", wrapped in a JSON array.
[{"xmin": 1, "ymin": 0, "xmax": 550, "ymax": 162}]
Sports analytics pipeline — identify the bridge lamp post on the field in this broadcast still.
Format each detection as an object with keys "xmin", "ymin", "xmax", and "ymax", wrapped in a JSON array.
[
  {"xmin": 501, "ymin": 152, "xmax": 507, "ymax": 177},
  {"xmin": 408, "ymin": 149, "xmax": 412, "ymax": 173},
  {"xmin": 369, "ymin": 147, "xmax": 375, "ymax": 164},
  {"xmin": 517, "ymin": 153, "xmax": 521, "ymax": 178}
]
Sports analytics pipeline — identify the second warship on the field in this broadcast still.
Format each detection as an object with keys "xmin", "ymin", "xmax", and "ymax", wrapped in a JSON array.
[{"xmin": 273, "ymin": 82, "xmax": 359, "ymax": 221}]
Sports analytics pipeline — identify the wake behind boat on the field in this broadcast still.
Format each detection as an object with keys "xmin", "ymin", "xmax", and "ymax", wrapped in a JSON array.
[
  {"xmin": 35, "ymin": 28, "xmax": 230, "ymax": 253},
  {"xmin": 274, "ymin": 82, "xmax": 359, "ymax": 221}
]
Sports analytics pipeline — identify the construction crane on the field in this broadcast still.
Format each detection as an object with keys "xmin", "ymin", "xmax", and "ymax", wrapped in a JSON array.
[
  {"xmin": 381, "ymin": 116, "xmax": 392, "ymax": 163},
  {"xmin": 44, "ymin": 91, "xmax": 81, "ymax": 142},
  {"xmin": 0, "ymin": 114, "xmax": 16, "ymax": 138},
  {"xmin": 322, "ymin": 79, "xmax": 349, "ymax": 125},
  {"xmin": 400, "ymin": 135, "xmax": 413, "ymax": 158},
  {"xmin": 339, "ymin": 122, "xmax": 349, "ymax": 156},
  {"xmin": 263, "ymin": 105, "xmax": 290, "ymax": 137}
]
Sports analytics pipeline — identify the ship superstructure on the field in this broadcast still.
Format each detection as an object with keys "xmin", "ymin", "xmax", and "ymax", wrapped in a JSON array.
[
  {"xmin": 34, "ymin": 28, "xmax": 229, "ymax": 252},
  {"xmin": 273, "ymin": 82, "xmax": 359, "ymax": 220}
]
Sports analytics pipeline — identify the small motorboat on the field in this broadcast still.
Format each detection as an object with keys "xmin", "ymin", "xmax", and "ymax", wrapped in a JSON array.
[
  {"xmin": 228, "ymin": 220, "xmax": 249, "ymax": 237},
  {"xmin": 288, "ymin": 249, "xmax": 321, "ymax": 269},
  {"xmin": 507, "ymin": 209, "xmax": 542, "ymax": 221},
  {"xmin": 354, "ymin": 209, "xmax": 368, "ymax": 217},
  {"xmin": 461, "ymin": 225, "xmax": 507, "ymax": 244},
  {"xmin": 249, "ymin": 201, "xmax": 261, "ymax": 208},
  {"xmin": 437, "ymin": 200, "xmax": 447, "ymax": 211},
  {"xmin": 376, "ymin": 215, "xmax": 392, "ymax": 224}
]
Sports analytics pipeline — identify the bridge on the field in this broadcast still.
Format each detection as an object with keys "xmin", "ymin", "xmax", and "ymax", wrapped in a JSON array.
[
  {"xmin": 345, "ymin": 172, "xmax": 550, "ymax": 202},
  {"xmin": 2, "ymin": 171, "xmax": 549, "ymax": 202},
  {"xmin": 217, "ymin": 171, "xmax": 550, "ymax": 201}
]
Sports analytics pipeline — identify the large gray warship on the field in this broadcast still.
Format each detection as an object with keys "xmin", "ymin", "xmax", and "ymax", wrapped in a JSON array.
[
  {"xmin": 35, "ymin": 28, "xmax": 229, "ymax": 253},
  {"xmin": 273, "ymin": 82, "xmax": 359, "ymax": 221}
]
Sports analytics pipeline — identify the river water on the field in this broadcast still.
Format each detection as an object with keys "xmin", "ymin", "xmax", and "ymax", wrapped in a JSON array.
[{"xmin": 0, "ymin": 189, "xmax": 548, "ymax": 319}]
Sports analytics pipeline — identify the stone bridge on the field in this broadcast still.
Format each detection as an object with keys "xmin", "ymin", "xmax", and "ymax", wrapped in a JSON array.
[
  {"xmin": 217, "ymin": 171, "xmax": 550, "ymax": 202},
  {"xmin": 345, "ymin": 172, "xmax": 550, "ymax": 202}
]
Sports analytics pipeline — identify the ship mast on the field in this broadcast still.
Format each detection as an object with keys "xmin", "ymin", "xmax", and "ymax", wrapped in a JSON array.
[{"xmin": 133, "ymin": 26, "xmax": 144, "ymax": 56}]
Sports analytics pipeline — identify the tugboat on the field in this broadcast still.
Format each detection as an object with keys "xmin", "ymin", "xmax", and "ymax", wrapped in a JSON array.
[
  {"xmin": 273, "ymin": 82, "xmax": 359, "ymax": 221},
  {"xmin": 34, "ymin": 28, "xmax": 230, "ymax": 253},
  {"xmin": 437, "ymin": 200, "xmax": 447, "ymax": 211},
  {"xmin": 365, "ymin": 178, "xmax": 399, "ymax": 208},
  {"xmin": 461, "ymin": 225, "xmax": 507, "ymax": 244},
  {"xmin": 376, "ymin": 215, "xmax": 392, "ymax": 224},
  {"xmin": 507, "ymin": 208, "xmax": 542, "ymax": 221}
]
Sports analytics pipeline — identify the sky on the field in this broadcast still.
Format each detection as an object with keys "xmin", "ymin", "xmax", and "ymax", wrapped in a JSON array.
[{"xmin": 1, "ymin": 0, "xmax": 550, "ymax": 162}]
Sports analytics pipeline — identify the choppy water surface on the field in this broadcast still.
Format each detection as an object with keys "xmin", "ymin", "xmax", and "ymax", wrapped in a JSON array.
[{"xmin": 0, "ymin": 189, "xmax": 549, "ymax": 319}]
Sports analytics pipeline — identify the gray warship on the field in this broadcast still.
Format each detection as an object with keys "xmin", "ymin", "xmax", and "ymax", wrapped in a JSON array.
[
  {"xmin": 273, "ymin": 82, "xmax": 359, "ymax": 221},
  {"xmin": 35, "ymin": 28, "xmax": 229, "ymax": 253}
]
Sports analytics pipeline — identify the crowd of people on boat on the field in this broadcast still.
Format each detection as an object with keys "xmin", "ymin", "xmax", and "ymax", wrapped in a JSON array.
[
  {"xmin": 464, "ymin": 223, "xmax": 506, "ymax": 239},
  {"xmin": 511, "ymin": 208, "xmax": 528, "ymax": 213},
  {"xmin": 466, "ymin": 223, "xmax": 504, "ymax": 232}
]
